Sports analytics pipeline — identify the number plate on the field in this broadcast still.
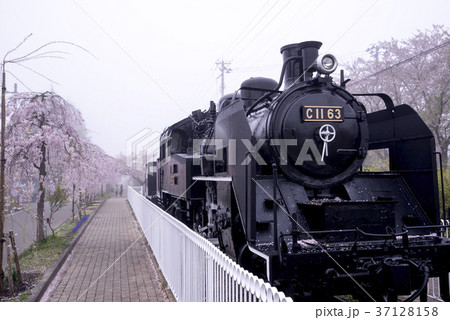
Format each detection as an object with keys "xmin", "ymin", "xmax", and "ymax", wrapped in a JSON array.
[{"xmin": 302, "ymin": 106, "xmax": 343, "ymax": 122}]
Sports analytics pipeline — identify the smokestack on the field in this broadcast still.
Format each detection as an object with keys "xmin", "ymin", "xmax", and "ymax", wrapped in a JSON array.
[{"xmin": 280, "ymin": 41, "xmax": 322, "ymax": 87}]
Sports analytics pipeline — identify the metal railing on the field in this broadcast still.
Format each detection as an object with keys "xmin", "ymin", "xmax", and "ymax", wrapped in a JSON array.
[
  {"xmin": 129, "ymin": 186, "xmax": 449, "ymax": 302},
  {"xmin": 128, "ymin": 186, "xmax": 292, "ymax": 302},
  {"xmin": 426, "ymin": 219, "xmax": 450, "ymax": 302}
]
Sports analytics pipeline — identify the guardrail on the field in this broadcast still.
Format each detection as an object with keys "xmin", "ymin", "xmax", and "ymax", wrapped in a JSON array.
[{"xmin": 127, "ymin": 186, "xmax": 292, "ymax": 302}]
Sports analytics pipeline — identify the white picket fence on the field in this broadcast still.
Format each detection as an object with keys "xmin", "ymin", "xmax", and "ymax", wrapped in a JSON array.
[
  {"xmin": 128, "ymin": 186, "xmax": 450, "ymax": 302},
  {"xmin": 127, "ymin": 186, "xmax": 292, "ymax": 302},
  {"xmin": 426, "ymin": 220, "xmax": 450, "ymax": 302}
]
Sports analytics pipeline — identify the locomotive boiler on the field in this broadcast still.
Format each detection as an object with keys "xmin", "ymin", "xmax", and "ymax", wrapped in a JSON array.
[{"xmin": 148, "ymin": 41, "xmax": 450, "ymax": 301}]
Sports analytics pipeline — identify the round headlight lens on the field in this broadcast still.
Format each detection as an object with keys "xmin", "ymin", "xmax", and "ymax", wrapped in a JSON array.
[
  {"xmin": 322, "ymin": 56, "xmax": 335, "ymax": 70},
  {"xmin": 316, "ymin": 54, "xmax": 338, "ymax": 74}
]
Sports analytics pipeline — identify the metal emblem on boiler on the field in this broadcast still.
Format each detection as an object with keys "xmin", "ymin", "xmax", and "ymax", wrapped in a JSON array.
[{"xmin": 319, "ymin": 124, "xmax": 336, "ymax": 162}]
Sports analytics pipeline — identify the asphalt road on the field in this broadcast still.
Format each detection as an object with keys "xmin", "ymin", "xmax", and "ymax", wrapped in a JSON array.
[{"xmin": 2, "ymin": 201, "xmax": 75, "ymax": 264}]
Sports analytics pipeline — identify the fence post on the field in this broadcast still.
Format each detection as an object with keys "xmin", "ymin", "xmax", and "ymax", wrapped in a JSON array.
[
  {"xmin": 5, "ymin": 236, "xmax": 14, "ymax": 296},
  {"xmin": 9, "ymin": 231, "xmax": 22, "ymax": 284}
]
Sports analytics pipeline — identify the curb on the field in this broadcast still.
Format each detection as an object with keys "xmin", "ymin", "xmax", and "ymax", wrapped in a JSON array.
[{"xmin": 27, "ymin": 199, "xmax": 107, "ymax": 302}]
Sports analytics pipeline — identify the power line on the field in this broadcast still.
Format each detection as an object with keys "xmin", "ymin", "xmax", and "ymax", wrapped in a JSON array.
[
  {"xmin": 224, "ymin": 0, "xmax": 282, "ymax": 60},
  {"xmin": 184, "ymin": 67, "xmax": 216, "ymax": 107},
  {"xmin": 239, "ymin": 0, "xmax": 324, "ymax": 66},
  {"xmin": 188, "ymin": 0, "xmax": 282, "ymax": 106},
  {"xmin": 214, "ymin": 0, "xmax": 293, "ymax": 95},
  {"xmin": 288, "ymin": 0, "xmax": 379, "ymax": 89},
  {"xmin": 321, "ymin": 0, "xmax": 378, "ymax": 55},
  {"xmin": 351, "ymin": 39, "xmax": 450, "ymax": 85},
  {"xmin": 71, "ymin": 0, "xmax": 198, "ymax": 124},
  {"xmin": 219, "ymin": 0, "xmax": 274, "ymax": 60},
  {"xmin": 229, "ymin": 0, "xmax": 293, "ymax": 62}
]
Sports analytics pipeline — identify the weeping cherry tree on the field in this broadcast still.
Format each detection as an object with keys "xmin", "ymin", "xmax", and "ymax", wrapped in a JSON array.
[{"xmin": 5, "ymin": 91, "xmax": 88, "ymax": 243}]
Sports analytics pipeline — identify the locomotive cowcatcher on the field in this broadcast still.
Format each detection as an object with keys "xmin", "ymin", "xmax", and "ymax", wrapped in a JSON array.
[{"xmin": 146, "ymin": 41, "xmax": 450, "ymax": 301}]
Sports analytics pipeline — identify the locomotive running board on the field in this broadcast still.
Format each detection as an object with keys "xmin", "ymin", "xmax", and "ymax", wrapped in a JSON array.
[{"xmin": 192, "ymin": 176, "xmax": 232, "ymax": 182}]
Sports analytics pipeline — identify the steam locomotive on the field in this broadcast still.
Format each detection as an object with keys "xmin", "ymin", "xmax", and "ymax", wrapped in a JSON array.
[{"xmin": 146, "ymin": 41, "xmax": 450, "ymax": 301}]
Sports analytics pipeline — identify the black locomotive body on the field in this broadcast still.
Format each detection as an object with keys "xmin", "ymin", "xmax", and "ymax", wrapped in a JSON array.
[{"xmin": 147, "ymin": 41, "xmax": 450, "ymax": 301}]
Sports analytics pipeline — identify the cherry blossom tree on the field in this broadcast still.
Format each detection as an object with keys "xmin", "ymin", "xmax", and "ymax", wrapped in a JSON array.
[
  {"xmin": 66, "ymin": 141, "xmax": 120, "ymax": 219},
  {"xmin": 344, "ymin": 26, "xmax": 450, "ymax": 215},
  {"xmin": 47, "ymin": 183, "xmax": 69, "ymax": 236},
  {"xmin": 5, "ymin": 91, "xmax": 88, "ymax": 243},
  {"xmin": 0, "ymin": 34, "xmax": 94, "ymax": 291},
  {"xmin": 5, "ymin": 91, "xmax": 125, "ymax": 243},
  {"xmin": 345, "ymin": 25, "xmax": 450, "ymax": 165},
  {"xmin": 115, "ymin": 153, "xmax": 145, "ymax": 185}
]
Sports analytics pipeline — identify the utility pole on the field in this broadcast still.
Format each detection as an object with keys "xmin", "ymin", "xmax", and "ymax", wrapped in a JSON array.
[
  {"xmin": 215, "ymin": 60, "xmax": 231, "ymax": 97},
  {"xmin": 0, "ymin": 62, "xmax": 6, "ymax": 291},
  {"xmin": 0, "ymin": 65, "xmax": 15, "ymax": 291}
]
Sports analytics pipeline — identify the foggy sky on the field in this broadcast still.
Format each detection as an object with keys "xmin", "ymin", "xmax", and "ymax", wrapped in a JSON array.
[{"xmin": 0, "ymin": 0, "xmax": 448, "ymax": 157}]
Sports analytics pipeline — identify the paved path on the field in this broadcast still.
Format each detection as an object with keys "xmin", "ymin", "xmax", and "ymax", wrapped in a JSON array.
[{"xmin": 43, "ymin": 197, "xmax": 171, "ymax": 302}]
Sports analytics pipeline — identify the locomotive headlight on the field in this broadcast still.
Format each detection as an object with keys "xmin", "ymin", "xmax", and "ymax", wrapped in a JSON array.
[{"xmin": 316, "ymin": 54, "xmax": 338, "ymax": 75}]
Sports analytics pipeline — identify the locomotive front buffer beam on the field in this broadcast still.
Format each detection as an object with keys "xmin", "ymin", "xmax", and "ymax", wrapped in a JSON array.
[{"xmin": 259, "ymin": 235, "xmax": 450, "ymax": 302}]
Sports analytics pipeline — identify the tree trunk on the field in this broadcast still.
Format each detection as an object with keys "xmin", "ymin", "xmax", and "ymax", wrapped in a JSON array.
[
  {"xmin": 72, "ymin": 184, "xmax": 76, "ymax": 222},
  {"xmin": 47, "ymin": 219, "xmax": 55, "ymax": 236},
  {"xmin": 78, "ymin": 190, "xmax": 83, "ymax": 220},
  {"xmin": 36, "ymin": 143, "xmax": 46, "ymax": 243},
  {"xmin": 441, "ymin": 144, "xmax": 449, "ymax": 169}
]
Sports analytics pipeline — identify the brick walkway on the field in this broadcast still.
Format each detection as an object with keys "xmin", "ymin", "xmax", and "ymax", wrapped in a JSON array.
[{"xmin": 43, "ymin": 197, "xmax": 171, "ymax": 302}]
